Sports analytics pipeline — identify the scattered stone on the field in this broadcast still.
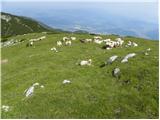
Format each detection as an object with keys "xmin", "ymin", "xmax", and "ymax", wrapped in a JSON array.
[
  {"xmin": 80, "ymin": 59, "xmax": 92, "ymax": 66},
  {"xmin": 51, "ymin": 47, "xmax": 58, "ymax": 52},
  {"xmin": 145, "ymin": 52, "xmax": 149, "ymax": 56},
  {"xmin": 114, "ymin": 107, "xmax": 121, "ymax": 114},
  {"xmin": 147, "ymin": 48, "xmax": 151, "ymax": 51},
  {"xmin": 24, "ymin": 83, "xmax": 39, "ymax": 98},
  {"xmin": 63, "ymin": 80, "xmax": 71, "ymax": 84},
  {"xmin": 121, "ymin": 53, "xmax": 136, "ymax": 63},
  {"xmin": 107, "ymin": 55, "xmax": 118, "ymax": 64},
  {"xmin": 2, "ymin": 105, "xmax": 10, "ymax": 112},
  {"xmin": 112, "ymin": 68, "xmax": 121, "ymax": 79},
  {"xmin": 33, "ymin": 83, "xmax": 39, "ymax": 86}
]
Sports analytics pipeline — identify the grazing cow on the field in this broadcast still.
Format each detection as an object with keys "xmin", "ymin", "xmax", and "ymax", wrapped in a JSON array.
[
  {"xmin": 126, "ymin": 41, "xmax": 138, "ymax": 47},
  {"xmin": 71, "ymin": 37, "xmax": 76, "ymax": 40},
  {"xmin": 63, "ymin": 37, "xmax": 70, "ymax": 42},
  {"xmin": 80, "ymin": 39, "xmax": 92, "ymax": 43},
  {"xmin": 121, "ymin": 53, "xmax": 136, "ymax": 63},
  {"xmin": 30, "ymin": 41, "xmax": 34, "ymax": 46},
  {"xmin": 85, "ymin": 39, "xmax": 92, "ymax": 42},
  {"xmin": 26, "ymin": 41, "xmax": 34, "ymax": 47},
  {"xmin": 80, "ymin": 59, "xmax": 92, "ymax": 66},
  {"xmin": 103, "ymin": 38, "xmax": 124, "ymax": 49},
  {"xmin": 29, "ymin": 36, "xmax": 46, "ymax": 42},
  {"xmin": 145, "ymin": 52, "xmax": 149, "ymax": 56},
  {"xmin": 115, "ymin": 38, "xmax": 124, "ymax": 46},
  {"xmin": 127, "ymin": 41, "xmax": 132, "ymax": 46},
  {"xmin": 57, "ymin": 41, "xmax": 62, "ymax": 46},
  {"xmin": 40, "ymin": 85, "xmax": 44, "ymax": 88},
  {"xmin": 94, "ymin": 39, "xmax": 103, "ymax": 44},
  {"xmin": 80, "ymin": 39, "xmax": 86, "ymax": 43},
  {"xmin": 133, "ymin": 42, "xmax": 138, "ymax": 47},
  {"xmin": 104, "ymin": 41, "xmax": 114, "ymax": 49},
  {"xmin": 94, "ymin": 36, "xmax": 102, "ymax": 40},
  {"xmin": 147, "ymin": 48, "xmax": 151, "ymax": 51},
  {"xmin": 103, "ymin": 39, "xmax": 111, "ymax": 43},
  {"xmin": 39, "ymin": 36, "xmax": 46, "ymax": 40},
  {"xmin": 65, "ymin": 40, "xmax": 72, "ymax": 46}
]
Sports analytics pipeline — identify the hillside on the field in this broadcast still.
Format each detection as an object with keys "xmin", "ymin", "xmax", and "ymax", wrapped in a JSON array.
[
  {"xmin": 1, "ymin": 33, "xmax": 159, "ymax": 119},
  {"xmin": 1, "ymin": 12, "xmax": 62, "ymax": 38}
]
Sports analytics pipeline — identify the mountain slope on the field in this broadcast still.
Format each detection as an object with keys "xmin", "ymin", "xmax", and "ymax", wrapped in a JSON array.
[
  {"xmin": 1, "ymin": 12, "xmax": 61, "ymax": 37},
  {"xmin": 1, "ymin": 33, "xmax": 159, "ymax": 118}
]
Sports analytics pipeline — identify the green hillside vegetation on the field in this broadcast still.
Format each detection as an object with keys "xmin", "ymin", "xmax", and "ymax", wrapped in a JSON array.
[
  {"xmin": 1, "ymin": 12, "xmax": 63, "ymax": 38},
  {"xmin": 1, "ymin": 32, "xmax": 159, "ymax": 118}
]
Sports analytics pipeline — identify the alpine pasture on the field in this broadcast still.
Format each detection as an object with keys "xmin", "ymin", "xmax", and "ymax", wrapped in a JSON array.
[{"xmin": 1, "ymin": 32, "xmax": 159, "ymax": 118}]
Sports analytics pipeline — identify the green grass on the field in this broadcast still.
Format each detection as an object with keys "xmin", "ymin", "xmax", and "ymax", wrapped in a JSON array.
[{"xmin": 1, "ymin": 33, "xmax": 159, "ymax": 118}]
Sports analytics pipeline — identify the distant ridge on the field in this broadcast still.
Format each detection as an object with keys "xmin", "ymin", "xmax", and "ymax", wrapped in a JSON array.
[{"xmin": 1, "ymin": 12, "xmax": 63, "ymax": 37}]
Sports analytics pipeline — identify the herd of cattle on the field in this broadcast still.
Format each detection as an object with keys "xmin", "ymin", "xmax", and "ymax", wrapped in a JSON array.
[
  {"xmin": 25, "ymin": 35, "xmax": 152, "ymax": 80},
  {"xmin": 25, "ymin": 35, "xmax": 151, "ymax": 80},
  {"xmin": 2, "ymin": 35, "xmax": 152, "ymax": 81}
]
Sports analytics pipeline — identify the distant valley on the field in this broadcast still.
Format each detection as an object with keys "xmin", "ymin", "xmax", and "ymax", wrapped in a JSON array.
[{"xmin": 1, "ymin": 11, "xmax": 158, "ymax": 40}]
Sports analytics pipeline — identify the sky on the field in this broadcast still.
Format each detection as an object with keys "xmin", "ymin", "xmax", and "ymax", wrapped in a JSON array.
[
  {"xmin": 0, "ymin": 0, "xmax": 158, "ymax": 2},
  {"xmin": 1, "ymin": 0, "xmax": 158, "ymax": 24}
]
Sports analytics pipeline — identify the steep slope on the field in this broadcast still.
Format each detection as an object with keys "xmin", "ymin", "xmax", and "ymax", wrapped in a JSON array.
[
  {"xmin": 1, "ymin": 12, "xmax": 61, "ymax": 37},
  {"xmin": 1, "ymin": 33, "xmax": 159, "ymax": 118}
]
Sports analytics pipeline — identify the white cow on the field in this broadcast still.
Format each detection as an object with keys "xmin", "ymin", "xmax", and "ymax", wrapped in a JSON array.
[
  {"xmin": 126, "ymin": 41, "xmax": 138, "ymax": 47},
  {"xmin": 115, "ymin": 38, "xmax": 124, "ymax": 46},
  {"xmin": 147, "ymin": 48, "xmax": 151, "ymax": 51},
  {"xmin": 57, "ymin": 41, "xmax": 62, "ymax": 46},
  {"xmin": 94, "ymin": 36, "xmax": 102, "ymax": 40},
  {"xmin": 145, "ymin": 52, "xmax": 149, "ymax": 56},
  {"xmin": 40, "ymin": 36, "xmax": 46, "ymax": 40},
  {"xmin": 65, "ymin": 40, "xmax": 72, "ymax": 46},
  {"xmin": 133, "ymin": 42, "xmax": 138, "ymax": 47},
  {"xmin": 85, "ymin": 39, "xmax": 92, "ymax": 42},
  {"xmin": 94, "ymin": 39, "xmax": 103, "ymax": 44},
  {"xmin": 71, "ymin": 37, "xmax": 76, "ymax": 40},
  {"xmin": 127, "ymin": 41, "xmax": 132, "ymax": 46},
  {"xmin": 63, "ymin": 37, "xmax": 70, "ymax": 42},
  {"xmin": 103, "ymin": 39, "xmax": 111, "ymax": 43}
]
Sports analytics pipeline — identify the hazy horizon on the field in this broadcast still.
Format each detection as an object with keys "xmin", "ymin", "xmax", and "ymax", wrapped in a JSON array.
[{"xmin": 1, "ymin": 1, "xmax": 159, "ymax": 39}]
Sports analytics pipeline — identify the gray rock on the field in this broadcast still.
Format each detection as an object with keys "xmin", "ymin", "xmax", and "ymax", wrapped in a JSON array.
[{"xmin": 112, "ymin": 68, "xmax": 121, "ymax": 78}]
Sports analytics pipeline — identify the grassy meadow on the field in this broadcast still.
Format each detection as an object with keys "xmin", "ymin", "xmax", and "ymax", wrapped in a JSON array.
[{"xmin": 1, "ymin": 32, "xmax": 159, "ymax": 118}]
